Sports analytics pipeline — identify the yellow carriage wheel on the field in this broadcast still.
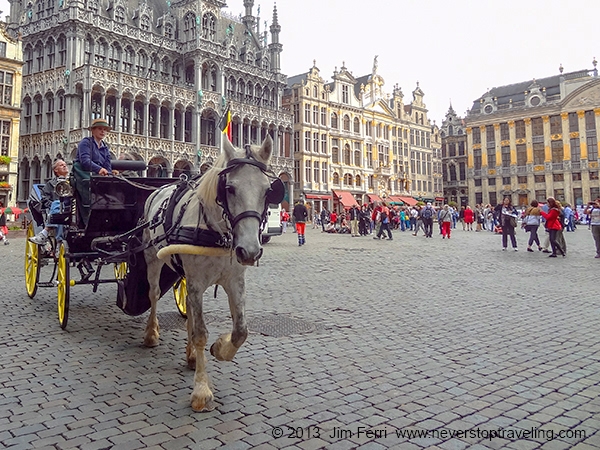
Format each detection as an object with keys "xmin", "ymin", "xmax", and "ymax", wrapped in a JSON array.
[
  {"xmin": 24, "ymin": 222, "xmax": 40, "ymax": 299},
  {"xmin": 56, "ymin": 241, "xmax": 70, "ymax": 329},
  {"xmin": 114, "ymin": 262, "xmax": 128, "ymax": 280},
  {"xmin": 173, "ymin": 278, "xmax": 187, "ymax": 318}
]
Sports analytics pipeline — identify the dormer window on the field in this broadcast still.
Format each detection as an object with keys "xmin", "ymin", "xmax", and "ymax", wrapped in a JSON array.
[
  {"xmin": 164, "ymin": 22, "xmax": 173, "ymax": 39},
  {"xmin": 342, "ymin": 85, "xmax": 349, "ymax": 104},
  {"xmin": 115, "ymin": 6, "xmax": 125, "ymax": 23},
  {"xmin": 140, "ymin": 14, "xmax": 150, "ymax": 31}
]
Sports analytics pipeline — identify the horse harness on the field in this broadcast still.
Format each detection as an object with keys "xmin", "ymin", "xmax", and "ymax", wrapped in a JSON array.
[{"xmin": 149, "ymin": 146, "xmax": 285, "ymax": 253}]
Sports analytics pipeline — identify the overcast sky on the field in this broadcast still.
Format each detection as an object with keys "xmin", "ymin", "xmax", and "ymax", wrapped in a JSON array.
[
  {"xmin": 231, "ymin": 0, "xmax": 598, "ymax": 125},
  {"xmin": 2, "ymin": 0, "xmax": 597, "ymax": 125}
]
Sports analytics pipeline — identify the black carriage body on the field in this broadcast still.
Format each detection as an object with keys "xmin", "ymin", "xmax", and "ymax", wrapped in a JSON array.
[{"xmin": 67, "ymin": 176, "xmax": 171, "ymax": 253}]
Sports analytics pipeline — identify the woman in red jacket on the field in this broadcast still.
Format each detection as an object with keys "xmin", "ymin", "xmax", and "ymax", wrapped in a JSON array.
[
  {"xmin": 463, "ymin": 205, "xmax": 474, "ymax": 231},
  {"xmin": 539, "ymin": 197, "xmax": 566, "ymax": 257}
]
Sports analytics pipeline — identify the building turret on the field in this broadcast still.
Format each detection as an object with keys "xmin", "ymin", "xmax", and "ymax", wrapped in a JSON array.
[
  {"xmin": 243, "ymin": 0, "xmax": 256, "ymax": 30},
  {"xmin": 269, "ymin": 5, "xmax": 282, "ymax": 73}
]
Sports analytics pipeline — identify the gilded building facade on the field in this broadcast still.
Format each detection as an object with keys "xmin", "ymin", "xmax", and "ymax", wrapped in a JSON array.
[
  {"xmin": 466, "ymin": 63, "xmax": 600, "ymax": 207},
  {"xmin": 5, "ymin": 0, "xmax": 293, "ymax": 206},
  {"xmin": 440, "ymin": 105, "xmax": 468, "ymax": 206},
  {"xmin": 0, "ymin": 24, "xmax": 23, "ymax": 208},
  {"xmin": 283, "ymin": 60, "xmax": 442, "ymax": 213}
]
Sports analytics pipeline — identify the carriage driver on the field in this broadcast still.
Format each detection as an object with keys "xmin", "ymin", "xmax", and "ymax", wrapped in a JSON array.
[
  {"xmin": 29, "ymin": 159, "xmax": 70, "ymax": 245},
  {"xmin": 75, "ymin": 118, "xmax": 117, "ymax": 176}
]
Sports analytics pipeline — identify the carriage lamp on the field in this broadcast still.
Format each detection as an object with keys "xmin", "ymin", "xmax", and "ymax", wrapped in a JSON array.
[{"xmin": 55, "ymin": 179, "xmax": 74, "ymax": 197}]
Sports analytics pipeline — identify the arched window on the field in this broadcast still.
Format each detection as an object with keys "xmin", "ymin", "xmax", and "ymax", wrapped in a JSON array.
[
  {"xmin": 354, "ymin": 148, "xmax": 361, "ymax": 166},
  {"xmin": 202, "ymin": 13, "xmax": 216, "ymax": 41},
  {"xmin": 46, "ymin": 38, "xmax": 55, "ymax": 69},
  {"xmin": 123, "ymin": 46, "xmax": 134, "ymax": 73},
  {"xmin": 355, "ymin": 175, "xmax": 361, "ymax": 187},
  {"xmin": 108, "ymin": 43, "xmax": 121, "ymax": 70},
  {"xmin": 160, "ymin": 105, "xmax": 169, "ymax": 138},
  {"xmin": 353, "ymin": 118, "xmax": 360, "ymax": 134},
  {"xmin": 344, "ymin": 174, "xmax": 352, "ymax": 186},
  {"xmin": 332, "ymin": 172, "xmax": 339, "ymax": 185},
  {"xmin": 105, "ymin": 95, "xmax": 116, "ymax": 130},
  {"xmin": 136, "ymin": 50, "xmax": 147, "ymax": 76},
  {"xmin": 133, "ymin": 101, "xmax": 144, "ymax": 134},
  {"xmin": 200, "ymin": 111, "xmax": 216, "ymax": 146},
  {"xmin": 148, "ymin": 103, "xmax": 158, "ymax": 137},
  {"xmin": 95, "ymin": 39, "xmax": 107, "ymax": 66},
  {"xmin": 343, "ymin": 115, "xmax": 350, "ymax": 132},
  {"xmin": 174, "ymin": 108, "xmax": 183, "ymax": 141},
  {"xmin": 184, "ymin": 12, "xmax": 196, "ymax": 41},
  {"xmin": 331, "ymin": 113, "xmax": 338, "ymax": 129},
  {"xmin": 120, "ymin": 97, "xmax": 131, "ymax": 133},
  {"xmin": 91, "ymin": 92, "xmax": 102, "ymax": 120},
  {"xmin": 313, "ymin": 86, "xmax": 318, "ymax": 98},
  {"xmin": 57, "ymin": 35, "xmax": 66, "ymax": 66}
]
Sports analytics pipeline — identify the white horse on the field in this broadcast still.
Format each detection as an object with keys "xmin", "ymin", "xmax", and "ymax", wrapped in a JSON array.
[{"xmin": 140, "ymin": 136, "xmax": 283, "ymax": 411}]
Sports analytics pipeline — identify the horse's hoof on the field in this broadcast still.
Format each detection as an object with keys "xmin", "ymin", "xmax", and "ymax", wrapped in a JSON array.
[
  {"xmin": 191, "ymin": 387, "xmax": 215, "ymax": 412},
  {"xmin": 143, "ymin": 336, "xmax": 160, "ymax": 348},
  {"xmin": 187, "ymin": 357, "xmax": 196, "ymax": 370}
]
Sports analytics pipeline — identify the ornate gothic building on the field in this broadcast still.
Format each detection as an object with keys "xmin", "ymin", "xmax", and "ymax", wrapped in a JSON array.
[
  {"xmin": 5, "ymin": 0, "xmax": 293, "ymax": 206},
  {"xmin": 440, "ymin": 105, "xmax": 468, "ymax": 206}
]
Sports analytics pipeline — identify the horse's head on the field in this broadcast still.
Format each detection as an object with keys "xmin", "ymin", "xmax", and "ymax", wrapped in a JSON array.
[{"xmin": 217, "ymin": 136, "xmax": 284, "ymax": 266}]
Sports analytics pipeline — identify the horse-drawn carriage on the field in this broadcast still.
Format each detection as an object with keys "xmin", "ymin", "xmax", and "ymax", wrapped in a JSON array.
[
  {"xmin": 25, "ymin": 159, "xmax": 188, "ymax": 329},
  {"xmin": 24, "ymin": 137, "xmax": 285, "ymax": 411}
]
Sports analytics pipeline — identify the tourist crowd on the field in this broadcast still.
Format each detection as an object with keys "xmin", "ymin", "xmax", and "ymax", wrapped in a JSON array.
[{"xmin": 280, "ymin": 197, "xmax": 600, "ymax": 259}]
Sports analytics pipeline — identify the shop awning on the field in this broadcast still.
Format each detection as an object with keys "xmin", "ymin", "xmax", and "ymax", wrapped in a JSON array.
[
  {"xmin": 367, "ymin": 194, "xmax": 382, "ymax": 203},
  {"xmin": 396, "ymin": 196, "xmax": 418, "ymax": 206},
  {"xmin": 332, "ymin": 190, "xmax": 359, "ymax": 208},
  {"xmin": 305, "ymin": 194, "xmax": 332, "ymax": 200}
]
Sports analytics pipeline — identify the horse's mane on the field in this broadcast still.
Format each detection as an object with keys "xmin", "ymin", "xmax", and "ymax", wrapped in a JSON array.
[{"xmin": 196, "ymin": 145, "xmax": 244, "ymax": 212}]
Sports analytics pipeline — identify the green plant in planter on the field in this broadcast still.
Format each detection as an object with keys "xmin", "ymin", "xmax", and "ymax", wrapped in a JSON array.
[{"xmin": 0, "ymin": 155, "xmax": 11, "ymax": 165}]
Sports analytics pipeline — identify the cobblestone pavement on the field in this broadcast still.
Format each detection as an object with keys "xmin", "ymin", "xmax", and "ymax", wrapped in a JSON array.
[{"xmin": 1, "ymin": 225, "xmax": 599, "ymax": 450}]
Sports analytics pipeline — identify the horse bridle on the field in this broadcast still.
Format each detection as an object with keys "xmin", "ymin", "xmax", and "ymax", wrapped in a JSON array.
[{"xmin": 216, "ymin": 146, "xmax": 285, "ymax": 233}]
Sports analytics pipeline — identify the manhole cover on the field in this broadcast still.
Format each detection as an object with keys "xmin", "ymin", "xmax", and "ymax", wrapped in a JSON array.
[
  {"xmin": 139, "ymin": 311, "xmax": 320, "ymax": 337},
  {"xmin": 248, "ymin": 315, "xmax": 318, "ymax": 337}
]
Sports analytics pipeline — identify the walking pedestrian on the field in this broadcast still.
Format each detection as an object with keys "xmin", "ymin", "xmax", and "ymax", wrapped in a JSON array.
[
  {"xmin": 439, "ymin": 205, "xmax": 453, "ymax": 239},
  {"xmin": 374, "ymin": 203, "xmax": 393, "ymax": 240},
  {"xmin": 539, "ymin": 197, "xmax": 566, "ymax": 257},
  {"xmin": 421, "ymin": 202, "xmax": 435, "ymax": 238},
  {"xmin": 280, "ymin": 209, "xmax": 289, "ymax": 233},
  {"xmin": 584, "ymin": 198, "xmax": 600, "ymax": 258},
  {"xmin": 522, "ymin": 200, "xmax": 542, "ymax": 252},
  {"xmin": 292, "ymin": 200, "xmax": 308, "ymax": 246},
  {"xmin": 500, "ymin": 197, "xmax": 519, "ymax": 251},
  {"xmin": 0, "ymin": 208, "xmax": 8, "ymax": 245}
]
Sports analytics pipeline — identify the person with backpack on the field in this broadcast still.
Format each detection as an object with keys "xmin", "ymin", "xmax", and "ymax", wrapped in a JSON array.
[
  {"xmin": 421, "ymin": 202, "xmax": 435, "ymax": 238},
  {"xmin": 539, "ymin": 197, "xmax": 566, "ymax": 257},
  {"xmin": 439, "ymin": 204, "xmax": 453, "ymax": 239}
]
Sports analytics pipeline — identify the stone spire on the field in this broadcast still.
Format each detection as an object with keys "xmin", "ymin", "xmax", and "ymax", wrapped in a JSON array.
[{"xmin": 269, "ymin": 4, "xmax": 282, "ymax": 73}]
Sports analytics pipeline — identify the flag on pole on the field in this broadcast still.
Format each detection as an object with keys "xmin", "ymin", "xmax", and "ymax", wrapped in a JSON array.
[{"xmin": 219, "ymin": 104, "xmax": 232, "ymax": 141}]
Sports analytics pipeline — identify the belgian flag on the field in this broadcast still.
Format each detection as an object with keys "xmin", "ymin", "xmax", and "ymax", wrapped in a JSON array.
[{"xmin": 219, "ymin": 104, "xmax": 232, "ymax": 142}]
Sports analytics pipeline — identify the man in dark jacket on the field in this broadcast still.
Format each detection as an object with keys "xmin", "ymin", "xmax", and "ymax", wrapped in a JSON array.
[
  {"xmin": 293, "ymin": 200, "xmax": 308, "ymax": 246},
  {"xmin": 29, "ymin": 159, "xmax": 69, "ymax": 245},
  {"xmin": 349, "ymin": 204, "xmax": 360, "ymax": 237}
]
